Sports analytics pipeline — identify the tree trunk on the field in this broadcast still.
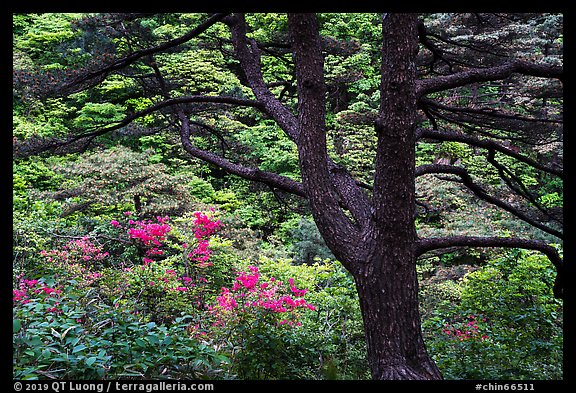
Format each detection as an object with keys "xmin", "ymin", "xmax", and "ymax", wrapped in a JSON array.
[
  {"xmin": 287, "ymin": 13, "xmax": 443, "ymax": 380},
  {"xmin": 352, "ymin": 251, "xmax": 442, "ymax": 380},
  {"xmin": 351, "ymin": 13, "xmax": 442, "ymax": 380}
]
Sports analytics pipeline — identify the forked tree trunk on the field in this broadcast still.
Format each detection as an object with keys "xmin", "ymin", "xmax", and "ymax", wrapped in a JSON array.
[{"xmin": 288, "ymin": 13, "xmax": 443, "ymax": 380}]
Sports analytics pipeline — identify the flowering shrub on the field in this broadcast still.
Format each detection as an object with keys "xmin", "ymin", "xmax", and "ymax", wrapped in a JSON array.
[
  {"xmin": 211, "ymin": 265, "xmax": 316, "ymax": 326},
  {"xmin": 441, "ymin": 314, "xmax": 489, "ymax": 342},
  {"xmin": 422, "ymin": 249, "xmax": 563, "ymax": 380},
  {"xmin": 13, "ymin": 276, "xmax": 63, "ymax": 313},
  {"xmin": 38, "ymin": 237, "xmax": 107, "ymax": 288},
  {"xmin": 13, "ymin": 207, "xmax": 370, "ymax": 380},
  {"xmin": 41, "ymin": 236, "xmax": 109, "ymax": 266},
  {"xmin": 110, "ymin": 214, "xmax": 172, "ymax": 263},
  {"xmin": 67, "ymin": 210, "xmax": 226, "ymax": 326},
  {"xmin": 108, "ymin": 210, "xmax": 221, "ymax": 268},
  {"xmin": 187, "ymin": 210, "xmax": 221, "ymax": 268},
  {"xmin": 108, "ymin": 260, "xmax": 207, "ymax": 324},
  {"xmin": 13, "ymin": 286, "xmax": 229, "ymax": 380},
  {"xmin": 127, "ymin": 216, "xmax": 171, "ymax": 247},
  {"xmin": 205, "ymin": 265, "xmax": 317, "ymax": 378}
]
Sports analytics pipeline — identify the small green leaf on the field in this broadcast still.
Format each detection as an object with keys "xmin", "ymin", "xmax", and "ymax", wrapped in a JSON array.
[
  {"xmin": 13, "ymin": 319, "xmax": 21, "ymax": 333},
  {"xmin": 72, "ymin": 344, "xmax": 87, "ymax": 353},
  {"xmin": 86, "ymin": 357, "xmax": 97, "ymax": 366},
  {"xmin": 135, "ymin": 338, "xmax": 147, "ymax": 348}
]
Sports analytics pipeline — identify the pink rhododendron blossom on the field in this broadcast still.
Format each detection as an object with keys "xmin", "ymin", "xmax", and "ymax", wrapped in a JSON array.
[
  {"xmin": 442, "ymin": 314, "xmax": 489, "ymax": 341},
  {"xmin": 192, "ymin": 211, "xmax": 221, "ymax": 239},
  {"xmin": 211, "ymin": 266, "xmax": 315, "ymax": 328},
  {"xmin": 182, "ymin": 211, "xmax": 222, "ymax": 268},
  {"xmin": 13, "ymin": 278, "xmax": 63, "ymax": 312},
  {"xmin": 123, "ymin": 216, "xmax": 172, "ymax": 257}
]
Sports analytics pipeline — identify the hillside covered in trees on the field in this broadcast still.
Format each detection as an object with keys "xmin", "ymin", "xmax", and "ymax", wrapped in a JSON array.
[{"xmin": 13, "ymin": 13, "xmax": 563, "ymax": 381}]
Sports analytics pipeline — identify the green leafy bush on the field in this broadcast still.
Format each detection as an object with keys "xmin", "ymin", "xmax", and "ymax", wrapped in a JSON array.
[
  {"xmin": 422, "ymin": 249, "xmax": 563, "ymax": 380},
  {"xmin": 13, "ymin": 280, "xmax": 229, "ymax": 379}
]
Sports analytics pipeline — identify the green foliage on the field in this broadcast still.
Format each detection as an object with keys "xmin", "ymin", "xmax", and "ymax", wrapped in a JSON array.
[
  {"xmin": 13, "ymin": 98, "xmax": 76, "ymax": 140},
  {"xmin": 14, "ymin": 13, "xmax": 82, "ymax": 68},
  {"xmin": 72, "ymin": 102, "xmax": 125, "ymax": 128},
  {"xmin": 285, "ymin": 217, "xmax": 335, "ymax": 265},
  {"xmin": 13, "ymin": 284, "xmax": 229, "ymax": 379},
  {"xmin": 13, "ymin": 158, "xmax": 63, "ymax": 192},
  {"xmin": 422, "ymin": 249, "xmax": 563, "ymax": 380},
  {"xmin": 50, "ymin": 145, "xmax": 195, "ymax": 218},
  {"xmin": 157, "ymin": 49, "xmax": 242, "ymax": 95},
  {"xmin": 539, "ymin": 192, "xmax": 562, "ymax": 208},
  {"xmin": 13, "ymin": 12, "xmax": 563, "ymax": 381},
  {"xmin": 232, "ymin": 121, "xmax": 300, "ymax": 178}
]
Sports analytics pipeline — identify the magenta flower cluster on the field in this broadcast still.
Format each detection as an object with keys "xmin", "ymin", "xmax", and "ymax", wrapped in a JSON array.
[
  {"xmin": 15, "ymin": 209, "xmax": 315, "ymax": 343},
  {"xmin": 112, "ymin": 211, "xmax": 221, "ymax": 268},
  {"xmin": 112, "ymin": 215, "xmax": 172, "ymax": 264},
  {"xmin": 109, "ymin": 211, "xmax": 222, "ymax": 301},
  {"xmin": 212, "ymin": 265, "xmax": 316, "ymax": 327},
  {"xmin": 126, "ymin": 216, "xmax": 171, "ymax": 247},
  {"xmin": 40, "ymin": 236, "xmax": 109, "ymax": 264},
  {"xmin": 13, "ymin": 277, "xmax": 62, "ymax": 313},
  {"xmin": 442, "ymin": 314, "xmax": 489, "ymax": 341},
  {"xmin": 187, "ymin": 211, "xmax": 221, "ymax": 268},
  {"xmin": 21, "ymin": 237, "xmax": 109, "ymax": 314}
]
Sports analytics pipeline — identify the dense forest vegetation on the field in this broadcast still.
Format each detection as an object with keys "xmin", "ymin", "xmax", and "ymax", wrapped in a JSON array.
[{"xmin": 13, "ymin": 13, "xmax": 563, "ymax": 381}]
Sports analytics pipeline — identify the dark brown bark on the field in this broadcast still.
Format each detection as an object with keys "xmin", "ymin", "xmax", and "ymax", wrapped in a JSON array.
[
  {"xmin": 353, "ymin": 13, "xmax": 442, "ymax": 380},
  {"xmin": 354, "ymin": 251, "xmax": 442, "ymax": 380}
]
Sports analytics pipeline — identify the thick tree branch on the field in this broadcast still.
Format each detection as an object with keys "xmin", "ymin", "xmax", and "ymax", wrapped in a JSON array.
[
  {"xmin": 416, "ymin": 60, "xmax": 563, "ymax": 97},
  {"xmin": 415, "ymin": 164, "xmax": 563, "ymax": 240},
  {"xmin": 288, "ymin": 13, "xmax": 362, "ymax": 267},
  {"xmin": 61, "ymin": 13, "xmax": 229, "ymax": 93},
  {"xmin": 416, "ymin": 235, "xmax": 563, "ymax": 298},
  {"xmin": 226, "ymin": 13, "xmax": 371, "ymax": 229},
  {"xmin": 178, "ymin": 112, "xmax": 305, "ymax": 197},
  {"xmin": 372, "ymin": 14, "xmax": 419, "ymax": 236},
  {"xmin": 328, "ymin": 162, "xmax": 372, "ymax": 225},
  {"xmin": 226, "ymin": 14, "xmax": 299, "ymax": 140},
  {"xmin": 417, "ymin": 128, "xmax": 563, "ymax": 178}
]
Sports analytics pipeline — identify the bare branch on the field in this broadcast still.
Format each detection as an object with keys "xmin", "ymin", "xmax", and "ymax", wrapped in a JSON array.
[
  {"xmin": 417, "ymin": 128, "xmax": 562, "ymax": 178},
  {"xmin": 417, "ymin": 60, "xmax": 563, "ymax": 97},
  {"xmin": 226, "ymin": 14, "xmax": 299, "ymax": 139},
  {"xmin": 13, "ymin": 95, "xmax": 264, "ymax": 158},
  {"xmin": 486, "ymin": 149, "xmax": 562, "ymax": 226},
  {"xmin": 416, "ymin": 235, "xmax": 563, "ymax": 298},
  {"xmin": 178, "ymin": 112, "xmax": 305, "ymax": 198},
  {"xmin": 415, "ymin": 164, "xmax": 563, "ymax": 240}
]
